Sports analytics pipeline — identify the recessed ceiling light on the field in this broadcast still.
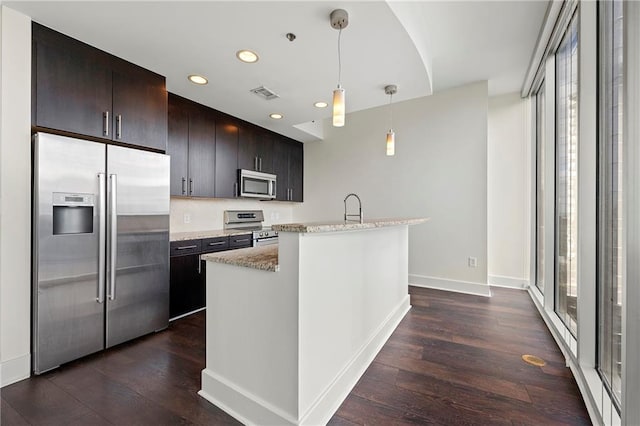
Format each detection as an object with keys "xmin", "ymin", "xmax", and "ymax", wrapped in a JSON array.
[
  {"xmin": 236, "ymin": 50, "xmax": 259, "ymax": 63},
  {"xmin": 188, "ymin": 74, "xmax": 208, "ymax": 85},
  {"xmin": 269, "ymin": 113, "xmax": 283, "ymax": 120},
  {"xmin": 314, "ymin": 101, "xmax": 328, "ymax": 108}
]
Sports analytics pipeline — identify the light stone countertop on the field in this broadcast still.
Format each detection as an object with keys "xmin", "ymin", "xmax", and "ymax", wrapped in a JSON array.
[
  {"xmin": 201, "ymin": 245, "xmax": 279, "ymax": 272},
  {"xmin": 271, "ymin": 217, "xmax": 429, "ymax": 233},
  {"xmin": 170, "ymin": 228, "xmax": 252, "ymax": 242}
]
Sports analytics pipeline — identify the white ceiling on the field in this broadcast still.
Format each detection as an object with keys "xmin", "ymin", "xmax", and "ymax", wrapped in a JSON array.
[{"xmin": 6, "ymin": 1, "xmax": 548, "ymax": 142}]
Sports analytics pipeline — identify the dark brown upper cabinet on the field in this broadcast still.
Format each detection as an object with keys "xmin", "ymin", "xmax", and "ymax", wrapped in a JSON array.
[
  {"xmin": 215, "ymin": 116, "xmax": 239, "ymax": 199},
  {"xmin": 32, "ymin": 23, "xmax": 167, "ymax": 152},
  {"xmin": 272, "ymin": 139, "xmax": 303, "ymax": 202},
  {"xmin": 168, "ymin": 95, "xmax": 189, "ymax": 196},
  {"xmin": 238, "ymin": 126, "xmax": 273, "ymax": 173},
  {"xmin": 167, "ymin": 93, "xmax": 302, "ymax": 202},
  {"xmin": 168, "ymin": 94, "xmax": 216, "ymax": 198}
]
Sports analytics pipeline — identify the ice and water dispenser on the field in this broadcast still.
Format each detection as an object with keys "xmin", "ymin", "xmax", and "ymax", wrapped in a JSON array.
[{"xmin": 52, "ymin": 192, "xmax": 94, "ymax": 235}]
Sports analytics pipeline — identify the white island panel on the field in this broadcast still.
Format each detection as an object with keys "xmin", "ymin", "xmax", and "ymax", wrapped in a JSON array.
[
  {"xmin": 295, "ymin": 226, "xmax": 409, "ymax": 419},
  {"xmin": 200, "ymin": 252, "xmax": 301, "ymax": 423}
]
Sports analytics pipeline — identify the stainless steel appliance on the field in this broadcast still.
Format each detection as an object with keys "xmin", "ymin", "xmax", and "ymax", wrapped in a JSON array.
[
  {"xmin": 32, "ymin": 132, "xmax": 170, "ymax": 374},
  {"xmin": 238, "ymin": 169, "xmax": 277, "ymax": 199},
  {"xmin": 223, "ymin": 210, "xmax": 279, "ymax": 246}
]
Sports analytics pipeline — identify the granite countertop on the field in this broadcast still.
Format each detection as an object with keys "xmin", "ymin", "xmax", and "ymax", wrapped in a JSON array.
[
  {"xmin": 202, "ymin": 245, "xmax": 279, "ymax": 272},
  {"xmin": 170, "ymin": 228, "xmax": 251, "ymax": 242},
  {"xmin": 271, "ymin": 217, "xmax": 429, "ymax": 233}
]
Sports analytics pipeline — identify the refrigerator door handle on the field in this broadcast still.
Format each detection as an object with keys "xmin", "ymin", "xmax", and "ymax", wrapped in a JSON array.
[
  {"xmin": 108, "ymin": 174, "xmax": 117, "ymax": 300},
  {"xmin": 97, "ymin": 173, "xmax": 106, "ymax": 303}
]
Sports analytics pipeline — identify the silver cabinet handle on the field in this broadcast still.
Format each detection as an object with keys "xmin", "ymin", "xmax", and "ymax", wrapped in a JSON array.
[
  {"xmin": 208, "ymin": 241, "xmax": 226, "ymax": 246},
  {"xmin": 259, "ymin": 157, "xmax": 262, "ymax": 171},
  {"xmin": 181, "ymin": 177, "xmax": 186, "ymax": 195},
  {"xmin": 97, "ymin": 173, "xmax": 106, "ymax": 303},
  {"xmin": 108, "ymin": 174, "xmax": 117, "ymax": 300},
  {"xmin": 176, "ymin": 245, "xmax": 198, "ymax": 250},
  {"xmin": 116, "ymin": 115, "xmax": 122, "ymax": 139},
  {"xmin": 103, "ymin": 111, "xmax": 109, "ymax": 137},
  {"xmin": 234, "ymin": 238, "xmax": 250, "ymax": 243},
  {"xmin": 189, "ymin": 178, "xmax": 193, "ymax": 195}
]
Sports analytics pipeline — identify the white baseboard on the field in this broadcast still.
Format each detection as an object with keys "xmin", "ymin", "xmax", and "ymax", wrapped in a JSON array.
[
  {"xmin": 199, "ymin": 370, "xmax": 298, "ymax": 425},
  {"xmin": 526, "ymin": 287, "xmax": 609, "ymax": 426},
  {"xmin": 488, "ymin": 274, "xmax": 528, "ymax": 289},
  {"xmin": 409, "ymin": 274, "xmax": 491, "ymax": 297},
  {"xmin": 1, "ymin": 354, "xmax": 30, "ymax": 388},
  {"xmin": 199, "ymin": 296, "xmax": 411, "ymax": 425}
]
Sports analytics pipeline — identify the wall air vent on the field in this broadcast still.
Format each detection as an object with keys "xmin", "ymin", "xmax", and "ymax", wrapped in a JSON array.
[{"xmin": 250, "ymin": 86, "xmax": 280, "ymax": 100}]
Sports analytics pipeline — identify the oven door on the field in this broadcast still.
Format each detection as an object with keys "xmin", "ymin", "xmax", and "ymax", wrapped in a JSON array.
[
  {"xmin": 239, "ymin": 169, "xmax": 276, "ymax": 199},
  {"xmin": 253, "ymin": 237, "xmax": 278, "ymax": 247}
]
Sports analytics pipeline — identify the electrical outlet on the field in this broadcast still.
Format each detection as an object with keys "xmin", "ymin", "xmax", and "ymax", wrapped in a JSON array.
[
  {"xmin": 468, "ymin": 257, "xmax": 478, "ymax": 268},
  {"xmin": 184, "ymin": 213, "xmax": 191, "ymax": 224},
  {"xmin": 270, "ymin": 212, "xmax": 280, "ymax": 220}
]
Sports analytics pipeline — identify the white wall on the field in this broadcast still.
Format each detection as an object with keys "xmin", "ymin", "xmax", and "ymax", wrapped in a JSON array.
[
  {"xmin": 0, "ymin": 6, "xmax": 32, "ymax": 387},
  {"xmin": 487, "ymin": 93, "xmax": 531, "ymax": 288},
  {"xmin": 295, "ymin": 82, "xmax": 490, "ymax": 296},
  {"xmin": 170, "ymin": 198, "xmax": 295, "ymax": 233}
]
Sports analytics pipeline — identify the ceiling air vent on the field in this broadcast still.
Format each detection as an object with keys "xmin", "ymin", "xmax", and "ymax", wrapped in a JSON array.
[{"xmin": 250, "ymin": 85, "xmax": 279, "ymax": 100}]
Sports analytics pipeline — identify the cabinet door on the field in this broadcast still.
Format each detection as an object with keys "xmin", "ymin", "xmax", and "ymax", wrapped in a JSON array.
[
  {"xmin": 187, "ymin": 105, "xmax": 216, "ymax": 197},
  {"xmin": 169, "ymin": 254, "xmax": 202, "ymax": 319},
  {"xmin": 256, "ymin": 130, "xmax": 274, "ymax": 173},
  {"xmin": 167, "ymin": 95, "xmax": 189, "ymax": 196},
  {"xmin": 272, "ymin": 139, "xmax": 290, "ymax": 201},
  {"xmin": 33, "ymin": 24, "xmax": 112, "ymax": 139},
  {"xmin": 289, "ymin": 142, "xmax": 304, "ymax": 202},
  {"xmin": 215, "ymin": 119, "xmax": 239, "ymax": 198},
  {"xmin": 238, "ymin": 126, "xmax": 259, "ymax": 171},
  {"xmin": 112, "ymin": 62, "xmax": 168, "ymax": 151}
]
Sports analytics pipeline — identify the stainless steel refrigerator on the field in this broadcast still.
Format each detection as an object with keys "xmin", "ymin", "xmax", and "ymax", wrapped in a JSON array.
[{"xmin": 32, "ymin": 132, "xmax": 170, "ymax": 374}]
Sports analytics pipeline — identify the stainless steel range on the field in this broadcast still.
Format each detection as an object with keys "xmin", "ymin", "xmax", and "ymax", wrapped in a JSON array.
[{"xmin": 223, "ymin": 210, "xmax": 278, "ymax": 246}]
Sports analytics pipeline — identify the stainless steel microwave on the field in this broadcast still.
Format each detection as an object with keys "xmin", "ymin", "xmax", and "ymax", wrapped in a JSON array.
[{"xmin": 239, "ymin": 169, "xmax": 277, "ymax": 199}]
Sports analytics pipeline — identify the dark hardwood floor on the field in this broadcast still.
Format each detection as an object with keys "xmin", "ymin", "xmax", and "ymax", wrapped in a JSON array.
[{"xmin": 1, "ymin": 287, "xmax": 590, "ymax": 425}]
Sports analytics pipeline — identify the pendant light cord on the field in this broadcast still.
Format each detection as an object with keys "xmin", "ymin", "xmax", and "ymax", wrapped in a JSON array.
[
  {"xmin": 337, "ymin": 27, "xmax": 343, "ymax": 86},
  {"xmin": 389, "ymin": 92, "xmax": 394, "ymax": 130}
]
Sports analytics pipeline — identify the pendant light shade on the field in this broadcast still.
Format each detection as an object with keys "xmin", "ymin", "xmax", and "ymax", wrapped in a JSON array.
[
  {"xmin": 386, "ymin": 130, "xmax": 395, "ymax": 156},
  {"xmin": 384, "ymin": 84, "xmax": 398, "ymax": 156},
  {"xmin": 333, "ymin": 85, "xmax": 346, "ymax": 127},
  {"xmin": 330, "ymin": 9, "xmax": 349, "ymax": 127}
]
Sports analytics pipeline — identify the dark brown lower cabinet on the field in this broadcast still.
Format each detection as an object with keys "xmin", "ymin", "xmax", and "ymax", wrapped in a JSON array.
[
  {"xmin": 169, "ymin": 234, "xmax": 251, "ymax": 319},
  {"xmin": 169, "ymin": 254, "xmax": 204, "ymax": 319}
]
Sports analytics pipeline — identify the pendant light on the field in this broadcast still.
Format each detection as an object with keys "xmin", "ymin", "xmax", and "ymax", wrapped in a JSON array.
[
  {"xmin": 330, "ymin": 9, "xmax": 349, "ymax": 127},
  {"xmin": 385, "ymin": 85, "xmax": 397, "ymax": 156}
]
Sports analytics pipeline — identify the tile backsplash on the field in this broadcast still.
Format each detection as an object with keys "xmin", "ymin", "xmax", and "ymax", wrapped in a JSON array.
[{"xmin": 170, "ymin": 197, "xmax": 295, "ymax": 233}]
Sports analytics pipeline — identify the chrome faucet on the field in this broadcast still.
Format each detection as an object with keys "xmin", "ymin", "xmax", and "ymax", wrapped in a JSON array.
[{"xmin": 344, "ymin": 193, "xmax": 363, "ymax": 224}]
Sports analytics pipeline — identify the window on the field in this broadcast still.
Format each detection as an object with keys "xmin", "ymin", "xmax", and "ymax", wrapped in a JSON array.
[
  {"xmin": 555, "ymin": 12, "xmax": 579, "ymax": 336},
  {"xmin": 597, "ymin": 0, "xmax": 623, "ymax": 408},
  {"xmin": 535, "ymin": 83, "xmax": 546, "ymax": 293}
]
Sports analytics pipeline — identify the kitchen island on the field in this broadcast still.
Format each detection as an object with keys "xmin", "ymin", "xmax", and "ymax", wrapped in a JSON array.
[{"xmin": 199, "ymin": 218, "xmax": 428, "ymax": 425}]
